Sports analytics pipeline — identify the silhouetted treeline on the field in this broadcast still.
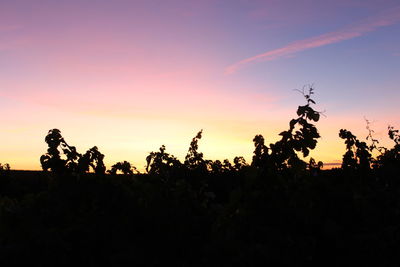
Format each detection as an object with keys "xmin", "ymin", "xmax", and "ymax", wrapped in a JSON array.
[{"xmin": 1, "ymin": 87, "xmax": 400, "ymax": 266}]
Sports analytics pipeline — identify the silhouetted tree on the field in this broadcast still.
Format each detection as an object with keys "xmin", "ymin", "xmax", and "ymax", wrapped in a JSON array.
[
  {"xmin": 146, "ymin": 145, "xmax": 181, "ymax": 175},
  {"xmin": 250, "ymin": 86, "xmax": 322, "ymax": 172},
  {"xmin": 233, "ymin": 156, "xmax": 247, "ymax": 171},
  {"xmin": 40, "ymin": 129, "xmax": 75, "ymax": 173},
  {"xmin": 374, "ymin": 126, "xmax": 400, "ymax": 171},
  {"xmin": 339, "ymin": 129, "xmax": 371, "ymax": 170},
  {"xmin": 108, "ymin": 161, "xmax": 137, "ymax": 175},
  {"xmin": 184, "ymin": 130, "xmax": 210, "ymax": 171},
  {"xmin": 40, "ymin": 129, "xmax": 105, "ymax": 174},
  {"xmin": 78, "ymin": 146, "xmax": 106, "ymax": 174},
  {"xmin": 210, "ymin": 159, "xmax": 234, "ymax": 173},
  {"xmin": 251, "ymin": 134, "xmax": 269, "ymax": 168}
]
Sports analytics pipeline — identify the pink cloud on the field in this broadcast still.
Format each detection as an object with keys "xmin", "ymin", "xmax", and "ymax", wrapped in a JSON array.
[{"xmin": 226, "ymin": 6, "xmax": 400, "ymax": 74}]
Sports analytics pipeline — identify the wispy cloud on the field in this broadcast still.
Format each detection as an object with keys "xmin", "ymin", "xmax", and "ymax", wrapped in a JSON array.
[{"xmin": 225, "ymin": 6, "xmax": 400, "ymax": 74}]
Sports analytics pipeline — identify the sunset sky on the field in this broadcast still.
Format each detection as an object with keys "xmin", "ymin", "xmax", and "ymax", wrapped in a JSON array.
[{"xmin": 1, "ymin": 0, "xmax": 400, "ymax": 171}]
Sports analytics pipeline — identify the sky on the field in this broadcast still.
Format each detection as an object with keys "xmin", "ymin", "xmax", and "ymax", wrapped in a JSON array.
[{"xmin": 1, "ymin": 0, "xmax": 399, "ymax": 171}]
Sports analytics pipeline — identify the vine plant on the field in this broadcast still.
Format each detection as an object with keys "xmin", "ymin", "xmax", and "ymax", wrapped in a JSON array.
[
  {"xmin": 40, "ymin": 129, "xmax": 106, "ymax": 174},
  {"xmin": 252, "ymin": 85, "xmax": 323, "ymax": 172}
]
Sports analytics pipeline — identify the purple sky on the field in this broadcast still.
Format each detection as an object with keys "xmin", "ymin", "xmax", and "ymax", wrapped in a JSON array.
[{"xmin": 1, "ymin": 0, "xmax": 399, "ymax": 170}]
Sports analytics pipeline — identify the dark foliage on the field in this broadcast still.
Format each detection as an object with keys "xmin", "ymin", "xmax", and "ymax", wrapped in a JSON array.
[
  {"xmin": 40, "ymin": 129, "xmax": 106, "ymax": 175},
  {"xmin": 108, "ymin": 161, "xmax": 137, "ymax": 175},
  {"xmin": 1, "ymin": 86, "xmax": 400, "ymax": 266}
]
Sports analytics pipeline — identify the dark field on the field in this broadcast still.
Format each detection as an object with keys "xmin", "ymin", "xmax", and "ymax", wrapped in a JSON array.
[{"xmin": 2, "ymin": 161, "xmax": 400, "ymax": 266}]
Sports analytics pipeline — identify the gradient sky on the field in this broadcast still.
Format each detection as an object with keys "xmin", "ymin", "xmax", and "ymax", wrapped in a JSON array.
[{"xmin": 1, "ymin": 0, "xmax": 400, "ymax": 170}]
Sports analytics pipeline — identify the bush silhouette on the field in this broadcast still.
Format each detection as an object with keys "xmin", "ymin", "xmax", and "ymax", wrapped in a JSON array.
[
  {"xmin": 3, "ymin": 87, "xmax": 400, "ymax": 266},
  {"xmin": 249, "ymin": 86, "xmax": 321, "ymax": 172},
  {"xmin": 40, "ymin": 129, "xmax": 106, "ymax": 174},
  {"xmin": 108, "ymin": 161, "xmax": 137, "ymax": 175}
]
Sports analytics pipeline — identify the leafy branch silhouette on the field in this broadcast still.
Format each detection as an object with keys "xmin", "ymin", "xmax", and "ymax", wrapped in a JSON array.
[{"xmin": 40, "ymin": 129, "xmax": 106, "ymax": 174}]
